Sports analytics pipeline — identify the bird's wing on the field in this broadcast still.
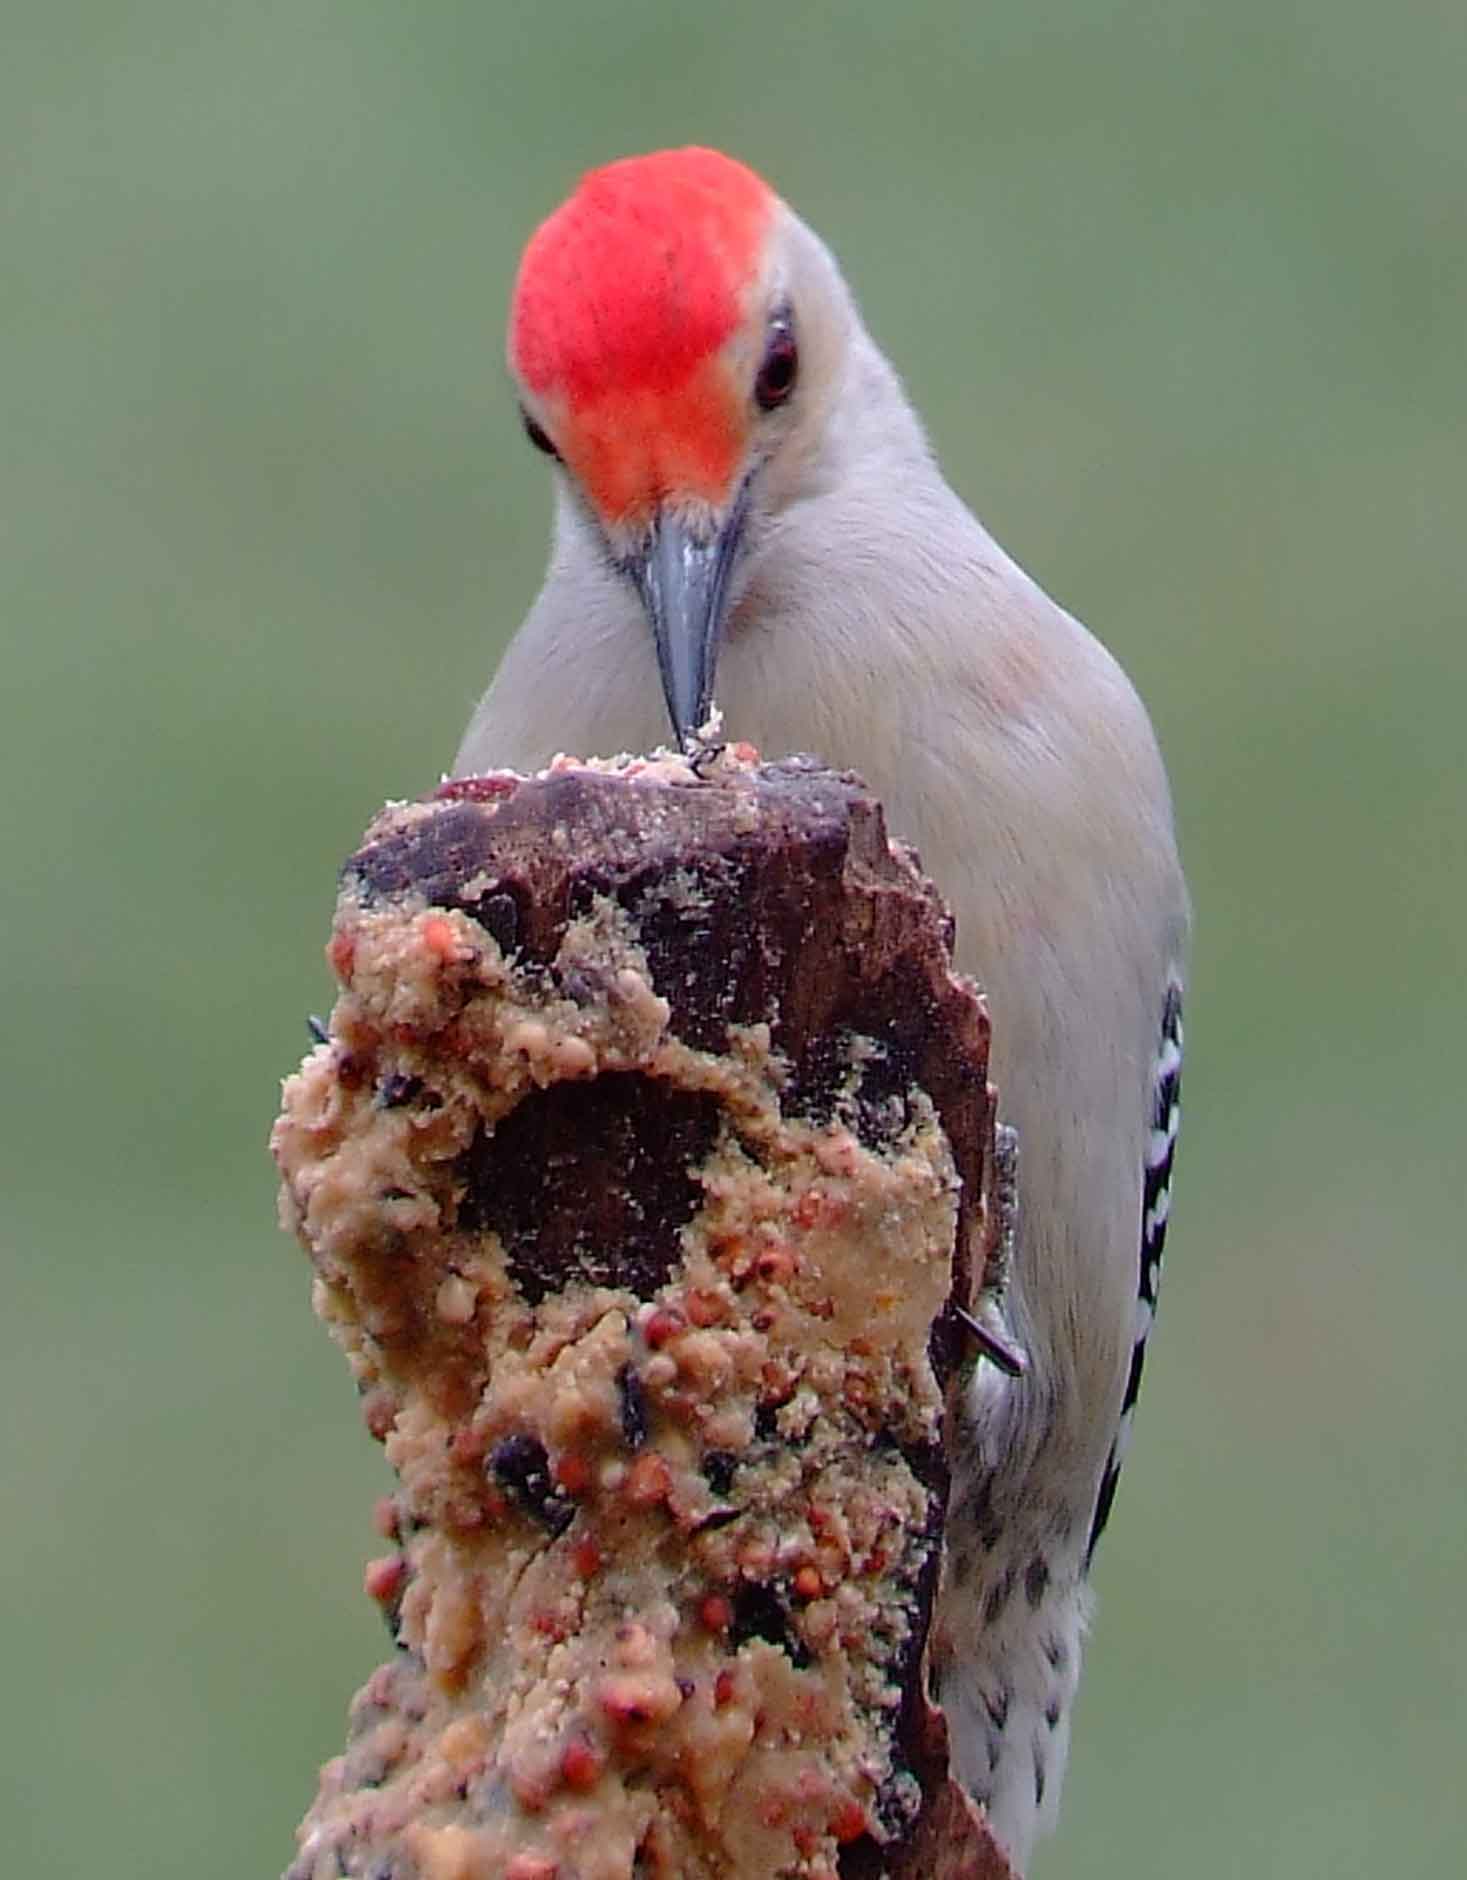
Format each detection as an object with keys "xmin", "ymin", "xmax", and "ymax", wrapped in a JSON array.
[{"xmin": 1085, "ymin": 973, "xmax": 1184, "ymax": 1564}]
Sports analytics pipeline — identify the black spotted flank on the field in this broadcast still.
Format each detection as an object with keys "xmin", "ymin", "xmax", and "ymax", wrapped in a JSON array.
[{"xmin": 1086, "ymin": 975, "xmax": 1183, "ymax": 1566}]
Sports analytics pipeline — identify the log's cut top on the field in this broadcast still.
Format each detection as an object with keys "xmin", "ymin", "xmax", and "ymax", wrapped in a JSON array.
[{"xmin": 356, "ymin": 751, "xmax": 995, "ymax": 1333}]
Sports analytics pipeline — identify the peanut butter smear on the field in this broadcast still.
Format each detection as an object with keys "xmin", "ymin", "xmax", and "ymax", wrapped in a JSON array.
[{"xmin": 273, "ymin": 748, "xmax": 1009, "ymax": 1880}]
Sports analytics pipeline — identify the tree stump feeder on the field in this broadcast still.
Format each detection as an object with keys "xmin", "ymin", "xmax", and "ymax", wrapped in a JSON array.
[{"xmin": 273, "ymin": 748, "xmax": 1017, "ymax": 1879}]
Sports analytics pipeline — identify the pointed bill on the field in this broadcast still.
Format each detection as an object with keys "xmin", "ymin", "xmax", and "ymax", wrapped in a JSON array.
[{"xmin": 627, "ymin": 506, "xmax": 746, "ymax": 748}]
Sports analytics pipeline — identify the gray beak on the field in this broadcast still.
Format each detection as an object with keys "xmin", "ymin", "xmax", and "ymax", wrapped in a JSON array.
[{"xmin": 627, "ymin": 507, "xmax": 745, "ymax": 749}]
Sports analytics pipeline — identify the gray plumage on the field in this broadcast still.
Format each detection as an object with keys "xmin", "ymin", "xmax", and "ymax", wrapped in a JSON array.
[{"xmin": 458, "ymin": 168, "xmax": 1189, "ymax": 1869}]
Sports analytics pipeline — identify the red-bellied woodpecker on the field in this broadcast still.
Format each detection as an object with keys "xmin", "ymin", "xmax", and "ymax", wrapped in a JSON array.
[{"xmin": 456, "ymin": 147, "xmax": 1189, "ymax": 1871}]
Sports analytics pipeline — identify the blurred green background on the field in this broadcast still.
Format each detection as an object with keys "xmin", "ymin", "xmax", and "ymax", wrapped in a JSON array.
[{"xmin": 3, "ymin": 2, "xmax": 1463, "ymax": 1874}]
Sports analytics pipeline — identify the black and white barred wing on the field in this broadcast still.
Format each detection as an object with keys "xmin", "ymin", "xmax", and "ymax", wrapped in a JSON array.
[{"xmin": 1086, "ymin": 975, "xmax": 1184, "ymax": 1563}]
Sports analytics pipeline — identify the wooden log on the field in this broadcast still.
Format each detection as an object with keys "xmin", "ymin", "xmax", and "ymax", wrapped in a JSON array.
[{"xmin": 273, "ymin": 748, "xmax": 1016, "ymax": 1880}]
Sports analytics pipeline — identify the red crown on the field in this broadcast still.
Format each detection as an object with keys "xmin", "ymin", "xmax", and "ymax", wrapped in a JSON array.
[{"xmin": 511, "ymin": 147, "xmax": 774, "ymax": 411}]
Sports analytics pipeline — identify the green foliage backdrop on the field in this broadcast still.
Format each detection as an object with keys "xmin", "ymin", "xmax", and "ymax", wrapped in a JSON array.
[{"xmin": 3, "ymin": 3, "xmax": 1463, "ymax": 1873}]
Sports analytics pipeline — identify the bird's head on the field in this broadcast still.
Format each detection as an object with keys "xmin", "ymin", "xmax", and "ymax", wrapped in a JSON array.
[{"xmin": 508, "ymin": 147, "xmax": 851, "ymax": 746}]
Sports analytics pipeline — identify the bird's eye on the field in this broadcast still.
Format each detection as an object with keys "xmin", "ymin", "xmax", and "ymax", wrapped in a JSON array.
[
  {"xmin": 521, "ymin": 408, "xmax": 561, "ymax": 459},
  {"xmin": 754, "ymin": 321, "xmax": 798, "ymax": 411}
]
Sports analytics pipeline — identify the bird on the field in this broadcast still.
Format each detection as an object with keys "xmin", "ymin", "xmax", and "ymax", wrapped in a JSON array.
[{"xmin": 455, "ymin": 146, "xmax": 1189, "ymax": 1872}]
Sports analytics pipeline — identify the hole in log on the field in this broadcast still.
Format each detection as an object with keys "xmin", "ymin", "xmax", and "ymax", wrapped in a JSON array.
[
  {"xmin": 728, "ymin": 1581, "xmax": 811, "ymax": 1669},
  {"xmin": 457, "ymin": 1072, "xmax": 722, "ymax": 1304}
]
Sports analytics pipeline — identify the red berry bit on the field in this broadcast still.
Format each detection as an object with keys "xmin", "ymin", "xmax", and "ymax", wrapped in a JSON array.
[
  {"xmin": 326, "ymin": 932, "xmax": 355, "ymax": 982},
  {"xmin": 433, "ymin": 772, "xmax": 521, "ymax": 804},
  {"xmin": 623, "ymin": 1452, "xmax": 672, "ymax": 1509},
  {"xmin": 641, "ymin": 1306, "xmax": 685, "ymax": 1349},
  {"xmin": 830, "ymin": 1796, "xmax": 868, "ymax": 1843},
  {"xmin": 698, "ymin": 1592, "xmax": 733, "ymax": 1634},
  {"xmin": 683, "ymin": 1287, "xmax": 726, "ymax": 1327},
  {"xmin": 792, "ymin": 1565, "xmax": 824, "ymax": 1601},
  {"xmin": 552, "ymin": 1450, "xmax": 593, "ymax": 1497},
  {"xmin": 558, "ymin": 1729, "xmax": 606, "ymax": 1793},
  {"xmin": 363, "ymin": 1554, "xmax": 407, "ymax": 1604},
  {"xmin": 570, "ymin": 1535, "xmax": 602, "ymax": 1580},
  {"xmin": 420, "ymin": 915, "xmax": 461, "ymax": 961}
]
